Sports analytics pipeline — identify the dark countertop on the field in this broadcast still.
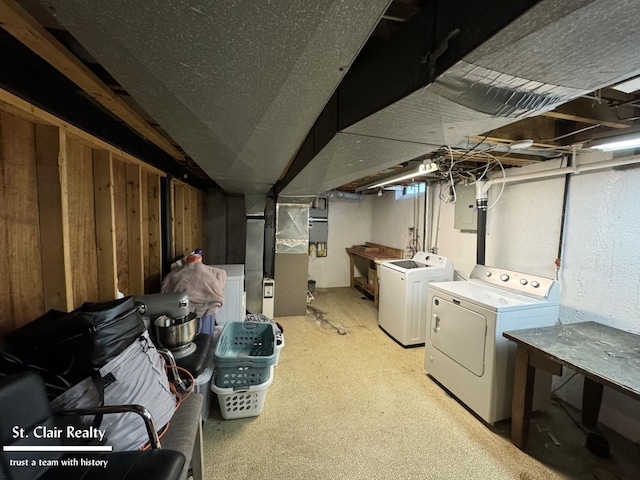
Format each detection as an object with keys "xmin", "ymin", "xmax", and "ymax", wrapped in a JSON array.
[{"xmin": 504, "ymin": 321, "xmax": 640, "ymax": 397}]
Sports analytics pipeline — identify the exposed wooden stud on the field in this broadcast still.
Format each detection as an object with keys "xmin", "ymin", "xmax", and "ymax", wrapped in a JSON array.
[
  {"xmin": 147, "ymin": 173, "xmax": 163, "ymax": 293},
  {"xmin": 126, "ymin": 163, "xmax": 144, "ymax": 295},
  {"xmin": 171, "ymin": 180, "xmax": 176, "ymax": 261},
  {"xmin": 183, "ymin": 183, "xmax": 192, "ymax": 252},
  {"xmin": 2, "ymin": 113, "xmax": 45, "ymax": 330},
  {"xmin": 469, "ymin": 135, "xmax": 572, "ymax": 153},
  {"xmin": 35, "ymin": 124, "xmax": 73, "ymax": 312},
  {"xmin": 0, "ymin": 0, "xmax": 185, "ymax": 160},
  {"xmin": 174, "ymin": 182, "xmax": 186, "ymax": 258},
  {"xmin": 0, "ymin": 114, "xmax": 10, "ymax": 331},
  {"xmin": 0, "ymin": 88, "xmax": 167, "ymax": 177},
  {"xmin": 194, "ymin": 190, "xmax": 203, "ymax": 250},
  {"xmin": 186, "ymin": 186, "xmax": 198, "ymax": 252},
  {"xmin": 112, "ymin": 157, "xmax": 129, "ymax": 295},
  {"xmin": 66, "ymin": 138, "xmax": 99, "ymax": 306},
  {"xmin": 92, "ymin": 149, "xmax": 118, "ymax": 301},
  {"xmin": 485, "ymin": 116, "xmax": 558, "ymax": 145},
  {"xmin": 540, "ymin": 97, "xmax": 632, "ymax": 129},
  {"xmin": 141, "ymin": 171, "xmax": 150, "ymax": 291},
  {"xmin": 160, "ymin": 176, "xmax": 172, "ymax": 277},
  {"xmin": 541, "ymin": 111, "xmax": 629, "ymax": 129}
]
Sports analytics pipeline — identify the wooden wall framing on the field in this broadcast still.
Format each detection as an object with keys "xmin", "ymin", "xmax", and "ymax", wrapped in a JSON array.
[
  {"xmin": 0, "ymin": 90, "xmax": 204, "ymax": 334},
  {"xmin": 171, "ymin": 179, "xmax": 204, "ymax": 262}
]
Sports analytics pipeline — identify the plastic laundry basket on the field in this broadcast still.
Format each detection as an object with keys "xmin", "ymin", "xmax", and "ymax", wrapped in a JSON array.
[
  {"xmin": 214, "ymin": 321, "xmax": 277, "ymax": 364},
  {"xmin": 211, "ymin": 366, "xmax": 274, "ymax": 420},
  {"xmin": 214, "ymin": 362, "xmax": 272, "ymax": 388},
  {"xmin": 213, "ymin": 321, "xmax": 277, "ymax": 388}
]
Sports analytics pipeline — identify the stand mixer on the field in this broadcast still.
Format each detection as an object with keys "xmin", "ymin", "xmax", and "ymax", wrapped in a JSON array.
[{"xmin": 133, "ymin": 293, "xmax": 201, "ymax": 359}]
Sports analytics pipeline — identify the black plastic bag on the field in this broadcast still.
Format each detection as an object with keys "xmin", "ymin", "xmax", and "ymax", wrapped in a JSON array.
[{"xmin": 3, "ymin": 297, "xmax": 145, "ymax": 385}]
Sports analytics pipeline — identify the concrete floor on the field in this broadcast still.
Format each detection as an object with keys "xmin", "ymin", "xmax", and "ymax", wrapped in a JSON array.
[{"xmin": 202, "ymin": 287, "xmax": 640, "ymax": 479}]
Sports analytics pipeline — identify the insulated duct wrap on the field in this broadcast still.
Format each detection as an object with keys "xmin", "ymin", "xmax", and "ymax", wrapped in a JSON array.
[
  {"xmin": 323, "ymin": 190, "xmax": 364, "ymax": 201},
  {"xmin": 430, "ymin": 60, "xmax": 585, "ymax": 119},
  {"xmin": 245, "ymin": 194, "xmax": 267, "ymax": 216},
  {"xmin": 275, "ymin": 203, "xmax": 309, "ymax": 254},
  {"xmin": 245, "ymin": 194, "xmax": 267, "ymax": 314}
]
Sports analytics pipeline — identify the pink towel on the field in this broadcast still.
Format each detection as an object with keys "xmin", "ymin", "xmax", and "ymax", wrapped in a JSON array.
[{"xmin": 161, "ymin": 263, "xmax": 227, "ymax": 317}]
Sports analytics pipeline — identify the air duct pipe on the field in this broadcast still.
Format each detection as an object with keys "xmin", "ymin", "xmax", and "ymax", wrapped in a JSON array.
[{"xmin": 322, "ymin": 190, "xmax": 364, "ymax": 201}]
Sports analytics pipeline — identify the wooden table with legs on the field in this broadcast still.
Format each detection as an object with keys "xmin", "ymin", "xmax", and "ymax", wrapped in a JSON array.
[
  {"xmin": 345, "ymin": 242, "xmax": 403, "ymax": 307},
  {"xmin": 503, "ymin": 321, "xmax": 640, "ymax": 450}
]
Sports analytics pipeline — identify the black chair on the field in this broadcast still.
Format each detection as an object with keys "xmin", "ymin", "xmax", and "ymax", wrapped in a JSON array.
[{"xmin": 0, "ymin": 371, "xmax": 185, "ymax": 480}]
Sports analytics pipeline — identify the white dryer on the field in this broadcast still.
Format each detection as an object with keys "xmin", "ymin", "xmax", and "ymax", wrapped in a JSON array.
[
  {"xmin": 378, "ymin": 252, "xmax": 453, "ymax": 347},
  {"xmin": 424, "ymin": 264, "xmax": 560, "ymax": 424}
]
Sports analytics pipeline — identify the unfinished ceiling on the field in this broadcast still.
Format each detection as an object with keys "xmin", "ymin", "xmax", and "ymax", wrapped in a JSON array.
[
  {"xmin": 25, "ymin": 0, "xmax": 392, "ymax": 194},
  {"xmin": 281, "ymin": 0, "xmax": 640, "ymax": 195},
  {"xmin": 5, "ymin": 0, "xmax": 640, "ymax": 197}
]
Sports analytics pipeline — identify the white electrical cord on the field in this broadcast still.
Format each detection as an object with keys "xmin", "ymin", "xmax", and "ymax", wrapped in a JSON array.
[{"xmin": 430, "ymin": 144, "xmax": 507, "ymax": 212}]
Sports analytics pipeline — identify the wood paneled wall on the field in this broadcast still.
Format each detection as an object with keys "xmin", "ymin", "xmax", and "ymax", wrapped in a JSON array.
[
  {"xmin": 0, "ymin": 95, "xmax": 204, "ymax": 334},
  {"xmin": 171, "ymin": 179, "xmax": 204, "ymax": 261}
]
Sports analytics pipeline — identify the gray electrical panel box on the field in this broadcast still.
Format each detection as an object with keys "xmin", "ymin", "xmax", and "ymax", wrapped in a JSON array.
[
  {"xmin": 309, "ymin": 208, "xmax": 328, "ymax": 242},
  {"xmin": 454, "ymin": 184, "xmax": 477, "ymax": 231}
]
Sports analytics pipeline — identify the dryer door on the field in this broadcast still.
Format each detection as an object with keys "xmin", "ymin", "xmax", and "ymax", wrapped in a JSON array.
[{"xmin": 430, "ymin": 296, "xmax": 487, "ymax": 376}]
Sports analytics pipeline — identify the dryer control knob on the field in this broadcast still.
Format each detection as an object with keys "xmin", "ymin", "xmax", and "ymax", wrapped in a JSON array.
[
  {"xmin": 531, "ymin": 281, "xmax": 540, "ymax": 288},
  {"xmin": 520, "ymin": 278, "xmax": 528, "ymax": 285},
  {"xmin": 500, "ymin": 274, "xmax": 510, "ymax": 282},
  {"xmin": 485, "ymin": 271, "xmax": 492, "ymax": 277}
]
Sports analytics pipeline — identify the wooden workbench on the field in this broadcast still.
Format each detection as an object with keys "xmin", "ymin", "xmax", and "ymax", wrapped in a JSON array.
[
  {"xmin": 503, "ymin": 321, "xmax": 640, "ymax": 450},
  {"xmin": 345, "ymin": 242, "xmax": 403, "ymax": 307}
]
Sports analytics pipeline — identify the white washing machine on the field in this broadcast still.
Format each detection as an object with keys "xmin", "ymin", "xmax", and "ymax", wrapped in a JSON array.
[
  {"xmin": 378, "ymin": 252, "xmax": 453, "ymax": 347},
  {"xmin": 424, "ymin": 264, "xmax": 560, "ymax": 424}
]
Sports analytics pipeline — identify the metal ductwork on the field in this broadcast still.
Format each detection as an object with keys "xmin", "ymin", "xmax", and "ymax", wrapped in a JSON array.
[
  {"xmin": 36, "ymin": 0, "xmax": 392, "ymax": 195},
  {"xmin": 245, "ymin": 194, "xmax": 268, "ymax": 313},
  {"xmin": 279, "ymin": 0, "xmax": 640, "ymax": 196},
  {"xmin": 12, "ymin": 0, "xmax": 640, "ymax": 199},
  {"xmin": 322, "ymin": 190, "xmax": 365, "ymax": 201}
]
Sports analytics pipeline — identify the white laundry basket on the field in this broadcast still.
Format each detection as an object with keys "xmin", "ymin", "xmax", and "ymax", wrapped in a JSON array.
[{"xmin": 211, "ymin": 366, "xmax": 274, "ymax": 420}]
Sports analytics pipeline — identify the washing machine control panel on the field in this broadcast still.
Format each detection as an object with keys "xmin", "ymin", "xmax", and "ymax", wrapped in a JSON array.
[{"xmin": 469, "ymin": 265, "xmax": 559, "ymax": 300}]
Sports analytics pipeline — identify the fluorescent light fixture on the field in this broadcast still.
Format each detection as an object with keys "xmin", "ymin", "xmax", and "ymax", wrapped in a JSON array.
[
  {"xmin": 588, "ymin": 132, "xmax": 640, "ymax": 151},
  {"xmin": 355, "ymin": 162, "xmax": 438, "ymax": 192}
]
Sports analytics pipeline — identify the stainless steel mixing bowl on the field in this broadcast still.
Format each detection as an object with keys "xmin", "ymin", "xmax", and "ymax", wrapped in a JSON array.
[{"xmin": 153, "ymin": 312, "xmax": 200, "ymax": 349}]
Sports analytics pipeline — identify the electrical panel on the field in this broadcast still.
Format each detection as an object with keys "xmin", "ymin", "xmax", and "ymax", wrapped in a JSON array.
[
  {"xmin": 309, "ymin": 207, "xmax": 328, "ymax": 242},
  {"xmin": 454, "ymin": 184, "xmax": 477, "ymax": 231}
]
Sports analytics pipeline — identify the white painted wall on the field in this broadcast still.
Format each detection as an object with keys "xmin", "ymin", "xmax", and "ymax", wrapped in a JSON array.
[
  {"xmin": 370, "ymin": 190, "xmax": 422, "ymax": 258},
  {"xmin": 425, "ymin": 188, "xmax": 477, "ymax": 278},
  {"xmin": 484, "ymin": 158, "xmax": 566, "ymax": 277},
  {"xmin": 556, "ymin": 151, "xmax": 640, "ymax": 441},
  {"xmin": 308, "ymin": 195, "xmax": 374, "ymax": 288},
  {"xmin": 310, "ymin": 150, "xmax": 640, "ymax": 442}
]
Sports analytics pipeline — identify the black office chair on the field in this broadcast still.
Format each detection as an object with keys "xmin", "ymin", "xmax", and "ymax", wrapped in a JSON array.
[{"xmin": 0, "ymin": 371, "xmax": 185, "ymax": 480}]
